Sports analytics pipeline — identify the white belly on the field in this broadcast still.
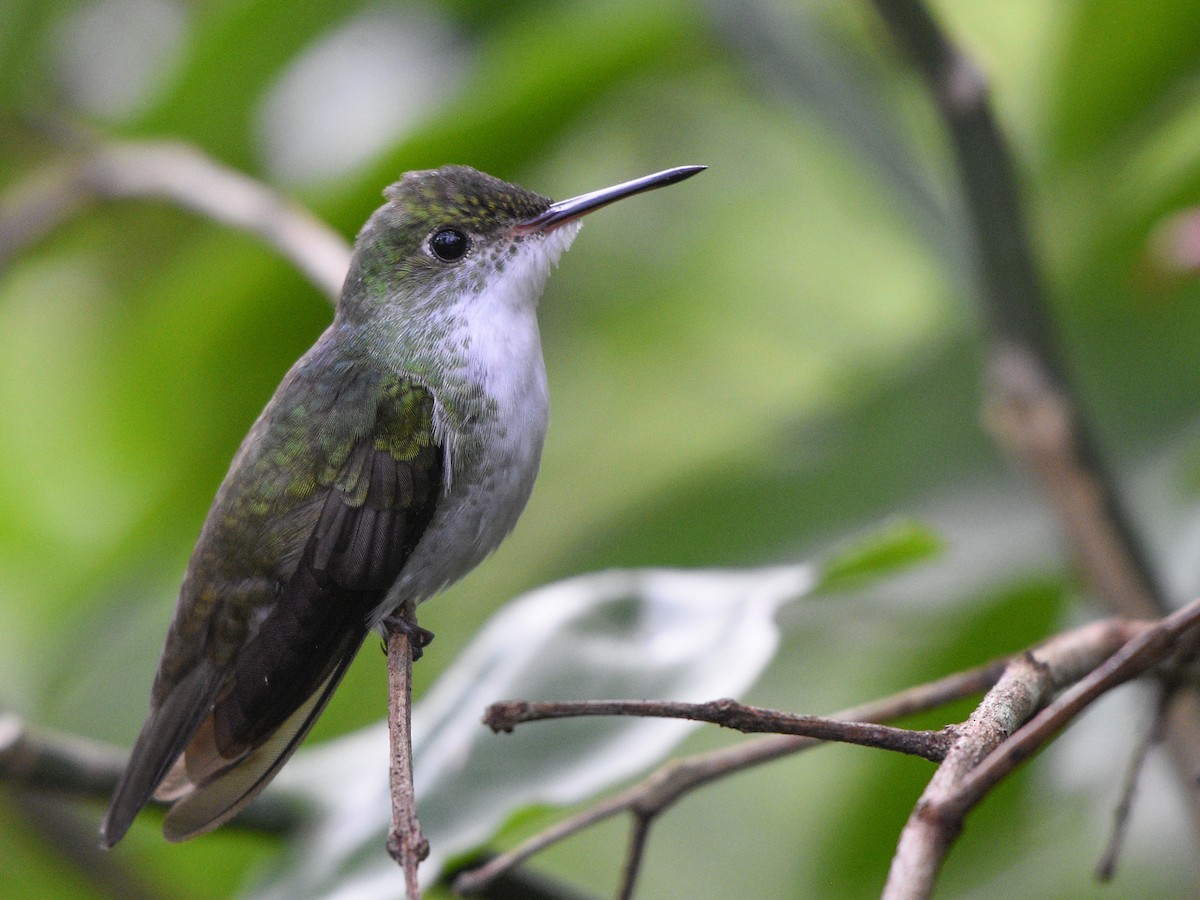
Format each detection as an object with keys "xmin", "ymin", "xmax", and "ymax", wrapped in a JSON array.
[{"xmin": 378, "ymin": 294, "xmax": 551, "ymax": 616}]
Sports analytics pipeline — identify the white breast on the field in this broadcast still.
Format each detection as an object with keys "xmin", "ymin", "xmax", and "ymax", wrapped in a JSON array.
[{"xmin": 379, "ymin": 224, "xmax": 578, "ymax": 616}]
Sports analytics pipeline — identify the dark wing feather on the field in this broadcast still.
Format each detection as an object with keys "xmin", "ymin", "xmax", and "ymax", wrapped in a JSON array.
[
  {"xmin": 97, "ymin": 665, "xmax": 217, "ymax": 847},
  {"xmin": 101, "ymin": 359, "xmax": 442, "ymax": 847},
  {"xmin": 161, "ymin": 622, "xmax": 362, "ymax": 841}
]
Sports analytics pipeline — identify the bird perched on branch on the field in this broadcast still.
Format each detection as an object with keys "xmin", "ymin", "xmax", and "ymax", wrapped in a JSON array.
[{"xmin": 100, "ymin": 163, "xmax": 704, "ymax": 846}]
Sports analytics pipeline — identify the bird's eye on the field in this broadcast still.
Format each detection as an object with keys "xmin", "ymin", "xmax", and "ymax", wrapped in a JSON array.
[{"xmin": 429, "ymin": 227, "xmax": 469, "ymax": 262}]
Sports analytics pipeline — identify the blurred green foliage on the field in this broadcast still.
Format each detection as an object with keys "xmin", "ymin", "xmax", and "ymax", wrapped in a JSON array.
[{"xmin": 4, "ymin": 0, "xmax": 1200, "ymax": 897}]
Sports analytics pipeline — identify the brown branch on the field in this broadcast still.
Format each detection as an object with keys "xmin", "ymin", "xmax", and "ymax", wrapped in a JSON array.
[
  {"xmin": 884, "ymin": 607, "xmax": 1194, "ymax": 897},
  {"xmin": 485, "ymin": 698, "xmax": 951, "ymax": 762},
  {"xmin": 984, "ymin": 346, "xmax": 1161, "ymax": 618},
  {"xmin": 0, "ymin": 138, "xmax": 351, "ymax": 302},
  {"xmin": 1096, "ymin": 684, "xmax": 1171, "ymax": 881},
  {"xmin": 461, "ymin": 616, "xmax": 1164, "ymax": 899},
  {"xmin": 453, "ymin": 655, "xmax": 1009, "ymax": 895},
  {"xmin": 982, "ymin": 337, "xmax": 1200, "ymax": 855},
  {"xmin": 883, "ymin": 653, "xmax": 1063, "ymax": 899},
  {"xmin": 953, "ymin": 597, "xmax": 1200, "ymax": 812},
  {"xmin": 869, "ymin": 0, "xmax": 1162, "ymax": 621},
  {"xmin": 618, "ymin": 815, "xmax": 652, "ymax": 900},
  {"xmin": 867, "ymin": 0, "xmax": 1200, "ymax": 864},
  {"xmin": 3, "ymin": 613, "xmax": 1179, "ymax": 900},
  {"xmin": 382, "ymin": 612, "xmax": 430, "ymax": 900},
  {"xmin": 0, "ymin": 713, "xmax": 300, "ymax": 836}
]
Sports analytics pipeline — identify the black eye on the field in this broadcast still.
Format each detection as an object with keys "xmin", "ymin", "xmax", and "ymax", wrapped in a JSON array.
[{"xmin": 429, "ymin": 227, "xmax": 469, "ymax": 262}]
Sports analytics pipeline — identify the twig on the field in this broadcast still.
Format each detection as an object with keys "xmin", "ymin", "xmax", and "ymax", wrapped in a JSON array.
[
  {"xmin": 618, "ymin": 814, "xmax": 653, "ymax": 900},
  {"xmin": 0, "ymin": 713, "xmax": 300, "ymax": 835},
  {"xmin": 0, "ymin": 138, "xmax": 351, "ymax": 302},
  {"xmin": 867, "ymin": 0, "xmax": 1200, "ymax": 855},
  {"xmin": 868, "ymin": 0, "xmax": 1161, "ymax": 621},
  {"xmin": 461, "ymin": 618, "xmax": 1148, "ymax": 899},
  {"xmin": 884, "ymin": 655, "xmax": 1059, "ymax": 900},
  {"xmin": 453, "ymin": 654, "xmax": 1011, "ymax": 895},
  {"xmin": 884, "ymin": 604, "xmax": 1197, "ymax": 898},
  {"xmin": 13, "ymin": 793, "xmax": 166, "ymax": 900},
  {"xmin": 383, "ymin": 614, "xmax": 429, "ymax": 899},
  {"xmin": 1096, "ymin": 684, "xmax": 1171, "ymax": 881},
  {"xmin": 954, "ymin": 597, "xmax": 1200, "ymax": 812},
  {"xmin": 485, "ymin": 698, "xmax": 951, "ymax": 761}
]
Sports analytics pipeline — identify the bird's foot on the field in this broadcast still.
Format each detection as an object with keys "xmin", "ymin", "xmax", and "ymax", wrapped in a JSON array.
[{"xmin": 382, "ymin": 613, "xmax": 435, "ymax": 661}]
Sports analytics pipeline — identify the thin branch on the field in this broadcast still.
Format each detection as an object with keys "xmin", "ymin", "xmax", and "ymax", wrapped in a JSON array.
[
  {"xmin": 868, "ymin": 0, "xmax": 1162, "ymax": 619},
  {"xmin": 867, "ymin": 0, "xmax": 1200, "ymax": 857},
  {"xmin": 2, "ymin": 614, "xmax": 1165, "ymax": 900},
  {"xmin": 13, "ymin": 793, "xmax": 167, "ymax": 900},
  {"xmin": 1095, "ymin": 684, "xmax": 1171, "ymax": 881},
  {"xmin": 953, "ymin": 595, "xmax": 1200, "ymax": 813},
  {"xmin": 453, "ymin": 653, "xmax": 1018, "ymax": 895},
  {"xmin": 0, "ymin": 713, "xmax": 300, "ymax": 836},
  {"xmin": 0, "ymin": 138, "xmax": 351, "ymax": 302},
  {"xmin": 617, "ymin": 814, "xmax": 652, "ymax": 900},
  {"xmin": 485, "ymin": 698, "xmax": 951, "ymax": 761},
  {"xmin": 383, "ymin": 613, "xmax": 430, "ymax": 900},
  {"xmin": 884, "ymin": 654, "xmax": 1058, "ymax": 900},
  {"xmin": 884, "ymin": 601, "xmax": 1200, "ymax": 897}
]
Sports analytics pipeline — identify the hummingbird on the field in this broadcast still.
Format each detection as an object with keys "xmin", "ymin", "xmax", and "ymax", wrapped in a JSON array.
[{"xmin": 98, "ymin": 163, "xmax": 704, "ymax": 847}]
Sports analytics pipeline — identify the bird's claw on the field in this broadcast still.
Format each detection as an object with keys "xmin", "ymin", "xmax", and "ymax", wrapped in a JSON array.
[{"xmin": 382, "ymin": 614, "xmax": 435, "ymax": 661}]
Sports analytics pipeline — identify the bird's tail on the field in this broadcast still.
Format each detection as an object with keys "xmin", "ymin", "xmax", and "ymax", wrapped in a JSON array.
[{"xmin": 99, "ymin": 665, "xmax": 216, "ymax": 848}]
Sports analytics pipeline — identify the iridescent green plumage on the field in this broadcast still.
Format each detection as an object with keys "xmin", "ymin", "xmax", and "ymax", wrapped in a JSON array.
[
  {"xmin": 107, "ymin": 335, "xmax": 443, "ymax": 842},
  {"xmin": 99, "ymin": 163, "xmax": 705, "ymax": 848},
  {"xmin": 100, "ymin": 165, "xmax": 554, "ymax": 847},
  {"xmin": 160, "ymin": 358, "xmax": 439, "ymax": 677}
]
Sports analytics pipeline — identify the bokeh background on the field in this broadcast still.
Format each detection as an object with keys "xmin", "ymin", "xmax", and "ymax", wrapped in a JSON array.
[{"xmin": 5, "ymin": 0, "xmax": 1200, "ymax": 897}]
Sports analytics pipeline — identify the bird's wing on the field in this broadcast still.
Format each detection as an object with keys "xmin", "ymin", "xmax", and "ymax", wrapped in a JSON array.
[{"xmin": 101, "ymin": 356, "xmax": 442, "ymax": 847}]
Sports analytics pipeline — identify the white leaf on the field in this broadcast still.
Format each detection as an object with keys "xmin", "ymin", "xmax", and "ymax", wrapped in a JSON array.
[{"xmin": 254, "ymin": 563, "xmax": 813, "ymax": 898}]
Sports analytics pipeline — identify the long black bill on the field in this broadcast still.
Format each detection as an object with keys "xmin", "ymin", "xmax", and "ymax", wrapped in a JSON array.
[{"xmin": 516, "ymin": 165, "xmax": 706, "ymax": 235}]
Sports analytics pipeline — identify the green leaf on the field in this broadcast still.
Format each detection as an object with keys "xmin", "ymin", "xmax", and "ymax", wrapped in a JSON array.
[
  {"xmin": 1049, "ymin": 0, "xmax": 1200, "ymax": 169},
  {"xmin": 814, "ymin": 518, "xmax": 944, "ymax": 594}
]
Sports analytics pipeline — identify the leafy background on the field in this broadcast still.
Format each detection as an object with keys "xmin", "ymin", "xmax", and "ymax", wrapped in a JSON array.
[{"xmin": 4, "ymin": 0, "xmax": 1200, "ymax": 897}]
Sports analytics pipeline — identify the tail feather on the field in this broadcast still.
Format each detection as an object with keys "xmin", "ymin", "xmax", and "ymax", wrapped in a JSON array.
[
  {"xmin": 100, "ymin": 435, "xmax": 440, "ymax": 846},
  {"xmin": 162, "ymin": 633, "xmax": 364, "ymax": 841},
  {"xmin": 99, "ymin": 665, "xmax": 217, "ymax": 849}
]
